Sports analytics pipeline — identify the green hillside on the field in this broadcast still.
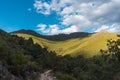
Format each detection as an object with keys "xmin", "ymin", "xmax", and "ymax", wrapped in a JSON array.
[
  {"xmin": 1, "ymin": 29, "xmax": 120, "ymax": 80},
  {"xmin": 14, "ymin": 30, "xmax": 119, "ymax": 57}
]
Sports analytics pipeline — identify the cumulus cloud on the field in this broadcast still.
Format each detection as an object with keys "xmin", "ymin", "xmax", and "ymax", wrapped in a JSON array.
[
  {"xmin": 61, "ymin": 25, "xmax": 78, "ymax": 34},
  {"xmin": 34, "ymin": 0, "xmax": 120, "ymax": 34},
  {"xmin": 62, "ymin": 14, "xmax": 93, "ymax": 30},
  {"xmin": 37, "ymin": 24, "xmax": 47, "ymax": 31},
  {"xmin": 95, "ymin": 24, "xmax": 120, "ymax": 33},
  {"xmin": 37, "ymin": 24, "xmax": 78, "ymax": 35},
  {"xmin": 34, "ymin": 0, "xmax": 51, "ymax": 15},
  {"xmin": 95, "ymin": 25, "xmax": 110, "ymax": 32},
  {"xmin": 107, "ymin": 24, "xmax": 120, "ymax": 33}
]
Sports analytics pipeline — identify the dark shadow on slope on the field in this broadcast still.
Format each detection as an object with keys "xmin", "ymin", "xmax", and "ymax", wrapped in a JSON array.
[{"xmin": 12, "ymin": 29, "xmax": 92, "ymax": 41}]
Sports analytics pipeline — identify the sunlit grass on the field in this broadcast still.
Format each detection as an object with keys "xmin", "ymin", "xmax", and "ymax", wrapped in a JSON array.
[{"xmin": 15, "ymin": 31, "xmax": 119, "ymax": 57}]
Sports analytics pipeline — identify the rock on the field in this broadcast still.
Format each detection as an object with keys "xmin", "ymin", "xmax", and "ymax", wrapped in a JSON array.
[
  {"xmin": 0, "ymin": 61, "xmax": 58, "ymax": 80},
  {"xmin": 40, "ymin": 70, "xmax": 57, "ymax": 80},
  {"xmin": 25, "ymin": 70, "xmax": 58, "ymax": 80}
]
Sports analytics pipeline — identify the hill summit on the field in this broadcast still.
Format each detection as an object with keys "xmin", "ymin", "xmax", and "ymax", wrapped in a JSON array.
[{"xmin": 13, "ymin": 29, "xmax": 119, "ymax": 57}]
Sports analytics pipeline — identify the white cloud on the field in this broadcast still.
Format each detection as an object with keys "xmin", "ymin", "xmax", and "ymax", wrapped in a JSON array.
[
  {"xmin": 61, "ymin": 6, "xmax": 74, "ymax": 15},
  {"xmin": 37, "ymin": 24, "xmax": 47, "ymax": 31},
  {"xmin": 34, "ymin": 0, "xmax": 120, "ymax": 34},
  {"xmin": 49, "ymin": 24, "xmax": 60, "ymax": 35},
  {"xmin": 37, "ymin": 24, "xmax": 60, "ymax": 35},
  {"xmin": 107, "ymin": 24, "xmax": 120, "ymax": 33},
  {"xmin": 95, "ymin": 24, "xmax": 120, "ymax": 33},
  {"xmin": 61, "ymin": 25, "xmax": 78, "ymax": 34},
  {"xmin": 95, "ymin": 25, "xmax": 110, "ymax": 32},
  {"xmin": 62, "ymin": 14, "xmax": 92, "ymax": 28},
  {"xmin": 33, "ymin": 0, "xmax": 51, "ymax": 15},
  {"xmin": 37, "ymin": 24, "xmax": 78, "ymax": 35}
]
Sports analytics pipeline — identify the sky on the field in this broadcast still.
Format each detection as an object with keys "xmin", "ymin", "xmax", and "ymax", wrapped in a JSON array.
[{"xmin": 0, "ymin": 0, "xmax": 120, "ymax": 35}]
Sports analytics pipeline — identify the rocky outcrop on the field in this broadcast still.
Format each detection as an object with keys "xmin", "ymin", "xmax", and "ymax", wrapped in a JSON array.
[
  {"xmin": 0, "ymin": 61, "xmax": 57, "ymax": 80},
  {"xmin": 40, "ymin": 70, "xmax": 57, "ymax": 80},
  {"xmin": 25, "ymin": 70, "xmax": 58, "ymax": 80}
]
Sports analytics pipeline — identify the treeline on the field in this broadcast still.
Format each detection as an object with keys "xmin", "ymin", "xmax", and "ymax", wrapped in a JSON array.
[{"xmin": 0, "ymin": 29, "xmax": 120, "ymax": 80}]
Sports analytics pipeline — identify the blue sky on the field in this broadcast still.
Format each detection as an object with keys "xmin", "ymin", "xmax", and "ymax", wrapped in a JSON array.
[
  {"xmin": 0, "ymin": 0, "xmax": 59, "ymax": 34},
  {"xmin": 0, "ymin": 0, "xmax": 120, "ymax": 35}
]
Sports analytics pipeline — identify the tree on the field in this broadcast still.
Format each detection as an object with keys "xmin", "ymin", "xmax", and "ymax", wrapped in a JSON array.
[{"xmin": 101, "ymin": 38, "xmax": 120, "ymax": 62}]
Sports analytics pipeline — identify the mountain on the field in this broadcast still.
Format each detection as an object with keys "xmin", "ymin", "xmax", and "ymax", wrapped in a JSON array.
[
  {"xmin": 12, "ymin": 29, "xmax": 92, "ymax": 41},
  {"xmin": 13, "ymin": 29, "xmax": 119, "ymax": 57},
  {"xmin": 1, "ymin": 29, "xmax": 120, "ymax": 80}
]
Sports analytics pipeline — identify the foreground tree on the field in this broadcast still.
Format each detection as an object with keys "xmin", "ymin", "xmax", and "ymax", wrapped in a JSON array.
[{"xmin": 100, "ymin": 36, "xmax": 120, "ymax": 62}]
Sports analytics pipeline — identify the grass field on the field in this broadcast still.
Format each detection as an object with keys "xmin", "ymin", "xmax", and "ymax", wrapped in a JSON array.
[{"xmin": 15, "ymin": 31, "xmax": 119, "ymax": 57}]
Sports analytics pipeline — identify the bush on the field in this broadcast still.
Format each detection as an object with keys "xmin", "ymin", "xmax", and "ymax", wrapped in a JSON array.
[{"xmin": 56, "ymin": 73, "xmax": 76, "ymax": 80}]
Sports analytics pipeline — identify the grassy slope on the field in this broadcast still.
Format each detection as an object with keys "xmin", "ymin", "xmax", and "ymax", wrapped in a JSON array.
[{"xmin": 15, "ymin": 31, "xmax": 119, "ymax": 57}]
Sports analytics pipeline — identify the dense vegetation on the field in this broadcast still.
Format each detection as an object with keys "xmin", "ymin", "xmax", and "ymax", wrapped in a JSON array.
[{"xmin": 0, "ymin": 29, "xmax": 120, "ymax": 80}]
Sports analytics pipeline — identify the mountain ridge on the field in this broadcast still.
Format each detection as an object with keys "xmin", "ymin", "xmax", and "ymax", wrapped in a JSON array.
[
  {"xmin": 14, "ymin": 29, "xmax": 119, "ymax": 57},
  {"xmin": 12, "ymin": 29, "xmax": 92, "ymax": 41}
]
